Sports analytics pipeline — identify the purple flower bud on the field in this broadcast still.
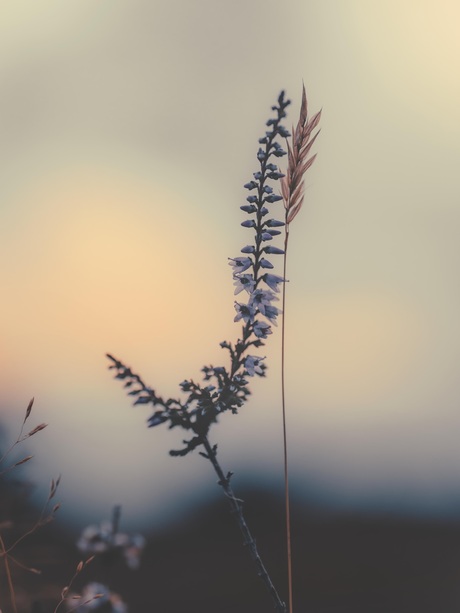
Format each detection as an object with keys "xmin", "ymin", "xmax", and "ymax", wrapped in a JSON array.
[
  {"xmin": 261, "ymin": 232, "xmax": 273, "ymax": 241},
  {"xmin": 241, "ymin": 220, "xmax": 256, "ymax": 228},
  {"xmin": 260, "ymin": 207, "xmax": 269, "ymax": 216},
  {"xmin": 259, "ymin": 258, "xmax": 274, "ymax": 269},
  {"xmin": 263, "ymin": 186, "xmax": 273, "ymax": 194},
  {"xmin": 272, "ymin": 143, "xmax": 286, "ymax": 157},
  {"xmin": 277, "ymin": 126, "xmax": 290, "ymax": 138},
  {"xmin": 148, "ymin": 413, "xmax": 168, "ymax": 427},
  {"xmin": 266, "ymin": 219, "xmax": 285, "ymax": 227},
  {"xmin": 258, "ymin": 137, "xmax": 268, "ymax": 144},
  {"xmin": 241, "ymin": 245, "xmax": 255, "ymax": 254},
  {"xmin": 265, "ymin": 194, "xmax": 283, "ymax": 203},
  {"xmin": 253, "ymin": 172, "xmax": 262, "ymax": 180},
  {"xmin": 240, "ymin": 204, "xmax": 257, "ymax": 213},
  {"xmin": 264, "ymin": 246, "xmax": 285, "ymax": 255},
  {"xmin": 257, "ymin": 148, "xmax": 266, "ymax": 161},
  {"xmin": 266, "ymin": 229, "xmax": 282, "ymax": 236},
  {"xmin": 268, "ymin": 171, "xmax": 285, "ymax": 180},
  {"xmin": 266, "ymin": 163, "xmax": 278, "ymax": 171},
  {"xmin": 244, "ymin": 181, "xmax": 258, "ymax": 190},
  {"xmin": 246, "ymin": 195, "xmax": 258, "ymax": 203}
]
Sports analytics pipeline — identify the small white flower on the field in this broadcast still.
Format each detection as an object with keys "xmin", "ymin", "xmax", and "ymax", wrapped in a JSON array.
[
  {"xmin": 77, "ymin": 521, "xmax": 113, "ymax": 554},
  {"xmin": 114, "ymin": 532, "xmax": 146, "ymax": 570},
  {"xmin": 77, "ymin": 520, "xmax": 145, "ymax": 570}
]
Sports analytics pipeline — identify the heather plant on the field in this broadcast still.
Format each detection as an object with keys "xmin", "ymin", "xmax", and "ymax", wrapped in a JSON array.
[{"xmin": 108, "ymin": 87, "xmax": 320, "ymax": 612}]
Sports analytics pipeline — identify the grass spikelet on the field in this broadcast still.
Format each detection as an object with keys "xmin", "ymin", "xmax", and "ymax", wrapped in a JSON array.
[
  {"xmin": 24, "ymin": 398, "xmax": 34, "ymax": 424},
  {"xmin": 281, "ymin": 84, "xmax": 321, "ymax": 225}
]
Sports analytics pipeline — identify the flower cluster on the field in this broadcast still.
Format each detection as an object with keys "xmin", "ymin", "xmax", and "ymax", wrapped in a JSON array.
[
  {"xmin": 107, "ymin": 90, "xmax": 292, "ymax": 454},
  {"xmin": 65, "ymin": 582, "xmax": 127, "ymax": 613},
  {"xmin": 77, "ymin": 518, "xmax": 145, "ymax": 570},
  {"xmin": 229, "ymin": 90, "xmax": 290, "ymax": 376}
]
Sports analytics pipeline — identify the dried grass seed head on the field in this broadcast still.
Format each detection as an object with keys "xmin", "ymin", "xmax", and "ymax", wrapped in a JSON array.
[{"xmin": 281, "ymin": 84, "xmax": 321, "ymax": 225}]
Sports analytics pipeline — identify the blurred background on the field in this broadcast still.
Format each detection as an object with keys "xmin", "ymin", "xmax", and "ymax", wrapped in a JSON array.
[{"xmin": 1, "ymin": 1, "xmax": 460, "ymax": 610}]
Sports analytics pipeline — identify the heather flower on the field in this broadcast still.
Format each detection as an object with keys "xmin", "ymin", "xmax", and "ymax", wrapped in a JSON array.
[
  {"xmin": 253, "ymin": 320, "xmax": 272, "ymax": 338},
  {"xmin": 234, "ymin": 302, "xmax": 256, "ymax": 323},
  {"xmin": 263, "ymin": 304, "xmax": 282, "ymax": 324},
  {"xmin": 263, "ymin": 273, "xmax": 285, "ymax": 292},
  {"xmin": 233, "ymin": 273, "xmax": 256, "ymax": 295},
  {"xmin": 249, "ymin": 288, "xmax": 277, "ymax": 312},
  {"xmin": 244, "ymin": 355, "xmax": 265, "ymax": 376},
  {"xmin": 228, "ymin": 257, "xmax": 252, "ymax": 273}
]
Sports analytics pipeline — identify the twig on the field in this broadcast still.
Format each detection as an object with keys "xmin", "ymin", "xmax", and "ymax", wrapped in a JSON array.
[{"xmin": 201, "ymin": 436, "xmax": 286, "ymax": 613}]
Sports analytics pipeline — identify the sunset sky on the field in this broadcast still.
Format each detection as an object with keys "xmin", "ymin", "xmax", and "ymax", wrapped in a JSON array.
[{"xmin": 1, "ymin": 1, "xmax": 460, "ymax": 530}]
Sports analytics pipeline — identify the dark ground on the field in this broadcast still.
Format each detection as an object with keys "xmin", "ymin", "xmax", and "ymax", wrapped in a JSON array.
[{"xmin": 3, "ymin": 477, "xmax": 460, "ymax": 613}]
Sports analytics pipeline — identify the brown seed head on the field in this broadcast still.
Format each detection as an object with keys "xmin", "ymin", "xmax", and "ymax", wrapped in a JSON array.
[
  {"xmin": 281, "ymin": 84, "xmax": 321, "ymax": 225},
  {"xmin": 24, "ymin": 397, "xmax": 34, "ymax": 424}
]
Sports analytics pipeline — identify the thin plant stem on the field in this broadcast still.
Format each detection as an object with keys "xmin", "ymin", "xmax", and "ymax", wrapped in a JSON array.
[
  {"xmin": 201, "ymin": 436, "xmax": 287, "ymax": 613},
  {"xmin": 281, "ymin": 226, "xmax": 293, "ymax": 613},
  {"xmin": 280, "ymin": 84, "xmax": 321, "ymax": 612},
  {"xmin": 0, "ymin": 533, "xmax": 18, "ymax": 613}
]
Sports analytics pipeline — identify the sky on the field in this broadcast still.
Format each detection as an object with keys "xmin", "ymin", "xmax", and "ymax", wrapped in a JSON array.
[{"xmin": 1, "ymin": 0, "xmax": 460, "ymax": 531}]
